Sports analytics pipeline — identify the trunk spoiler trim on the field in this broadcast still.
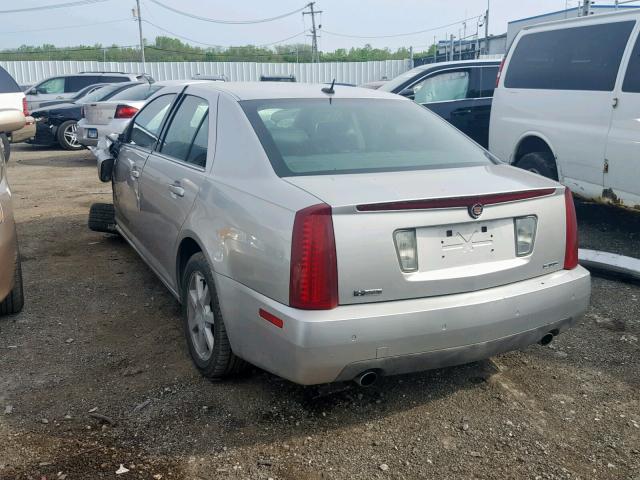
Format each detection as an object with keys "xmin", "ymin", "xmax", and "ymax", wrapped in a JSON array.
[{"xmin": 356, "ymin": 188, "xmax": 558, "ymax": 212}]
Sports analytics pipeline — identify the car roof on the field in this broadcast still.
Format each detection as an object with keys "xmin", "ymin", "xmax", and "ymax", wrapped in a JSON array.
[
  {"xmin": 189, "ymin": 82, "xmax": 404, "ymax": 101},
  {"xmin": 412, "ymin": 59, "xmax": 501, "ymax": 72}
]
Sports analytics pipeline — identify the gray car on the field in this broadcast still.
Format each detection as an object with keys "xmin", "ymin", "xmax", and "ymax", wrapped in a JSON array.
[{"xmin": 91, "ymin": 82, "xmax": 591, "ymax": 386}]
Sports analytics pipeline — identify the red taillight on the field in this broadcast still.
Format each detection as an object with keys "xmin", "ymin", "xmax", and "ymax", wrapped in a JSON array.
[
  {"xmin": 22, "ymin": 97, "xmax": 29, "ymax": 116},
  {"xmin": 564, "ymin": 188, "xmax": 579, "ymax": 270},
  {"xmin": 114, "ymin": 105, "xmax": 139, "ymax": 119},
  {"xmin": 496, "ymin": 56, "xmax": 506, "ymax": 88},
  {"xmin": 289, "ymin": 203, "xmax": 338, "ymax": 310}
]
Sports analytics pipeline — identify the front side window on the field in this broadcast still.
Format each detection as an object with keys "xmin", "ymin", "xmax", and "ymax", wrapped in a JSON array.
[
  {"xmin": 129, "ymin": 94, "xmax": 176, "ymax": 149},
  {"xmin": 411, "ymin": 70, "xmax": 470, "ymax": 103},
  {"xmin": 242, "ymin": 98, "xmax": 494, "ymax": 177},
  {"xmin": 159, "ymin": 95, "xmax": 209, "ymax": 165},
  {"xmin": 623, "ymin": 34, "xmax": 640, "ymax": 93},
  {"xmin": 36, "ymin": 77, "xmax": 64, "ymax": 94},
  {"xmin": 505, "ymin": 21, "xmax": 635, "ymax": 91}
]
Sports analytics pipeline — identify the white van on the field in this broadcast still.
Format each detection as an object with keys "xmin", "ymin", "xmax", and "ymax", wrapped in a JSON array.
[{"xmin": 490, "ymin": 10, "xmax": 640, "ymax": 210}]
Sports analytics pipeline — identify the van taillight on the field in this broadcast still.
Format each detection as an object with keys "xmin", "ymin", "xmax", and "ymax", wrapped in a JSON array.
[
  {"xmin": 496, "ymin": 56, "xmax": 506, "ymax": 88},
  {"xmin": 22, "ymin": 97, "xmax": 29, "ymax": 116},
  {"xmin": 564, "ymin": 188, "xmax": 579, "ymax": 269},
  {"xmin": 289, "ymin": 203, "xmax": 338, "ymax": 310},
  {"xmin": 114, "ymin": 105, "xmax": 139, "ymax": 119}
]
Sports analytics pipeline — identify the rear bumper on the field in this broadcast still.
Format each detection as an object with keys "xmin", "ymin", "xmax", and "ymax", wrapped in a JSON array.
[
  {"xmin": 78, "ymin": 120, "xmax": 128, "ymax": 147},
  {"xmin": 10, "ymin": 117, "xmax": 36, "ymax": 144},
  {"xmin": 216, "ymin": 267, "xmax": 591, "ymax": 385},
  {"xmin": 0, "ymin": 191, "xmax": 18, "ymax": 302}
]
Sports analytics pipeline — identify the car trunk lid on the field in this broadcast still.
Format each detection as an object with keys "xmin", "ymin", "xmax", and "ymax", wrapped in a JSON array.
[{"xmin": 284, "ymin": 164, "xmax": 566, "ymax": 305}]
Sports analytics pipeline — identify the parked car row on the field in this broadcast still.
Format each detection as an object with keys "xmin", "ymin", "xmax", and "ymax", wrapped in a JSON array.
[{"xmin": 5, "ymin": 9, "xmax": 640, "ymax": 389}]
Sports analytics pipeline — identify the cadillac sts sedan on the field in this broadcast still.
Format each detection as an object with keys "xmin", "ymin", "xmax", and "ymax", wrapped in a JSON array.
[{"xmin": 91, "ymin": 82, "xmax": 591, "ymax": 386}]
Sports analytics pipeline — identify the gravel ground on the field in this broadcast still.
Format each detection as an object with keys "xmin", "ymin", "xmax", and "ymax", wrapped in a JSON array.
[{"xmin": 0, "ymin": 145, "xmax": 638, "ymax": 480}]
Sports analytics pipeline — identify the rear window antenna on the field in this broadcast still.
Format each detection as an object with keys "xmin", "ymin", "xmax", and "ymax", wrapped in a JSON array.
[{"xmin": 322, "ymin": 79, "xmax": 336, "ymax": 95}]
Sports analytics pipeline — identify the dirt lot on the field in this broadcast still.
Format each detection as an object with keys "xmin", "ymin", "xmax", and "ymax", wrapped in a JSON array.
[{"xmin": 0, "ymin": 145, "xmax": 638, "ymax": 480}]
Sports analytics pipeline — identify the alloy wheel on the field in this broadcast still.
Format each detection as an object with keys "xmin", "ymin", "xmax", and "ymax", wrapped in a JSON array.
[
  {"xmin": 186, "ymin": 271, "xmax": 215, "ymax": 361},
  {"xmin": 63, "ymin": 123, "xmax": 80, "ymax": 148}
]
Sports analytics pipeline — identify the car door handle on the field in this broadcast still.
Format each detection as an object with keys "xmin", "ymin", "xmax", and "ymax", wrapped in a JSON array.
[
  {"xmin": 168, "ymin": 183, "xmax": 185, "ymax": 198},
  {"xmin": 130, "ymin": 168, "xmax": 140, "ymax": 179},
  {"xmin": 56, "ymin": 96, "xmax": 64, "ymax": 99},
  {"xmin": 452, "ymin": 108, "xmax": 473, "ymax": 115}
]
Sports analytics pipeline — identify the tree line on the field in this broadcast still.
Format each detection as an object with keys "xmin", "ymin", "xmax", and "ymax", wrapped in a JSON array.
[{"xmin": 0, "ymin": 36, "xmax": 435, "ymax": 63}]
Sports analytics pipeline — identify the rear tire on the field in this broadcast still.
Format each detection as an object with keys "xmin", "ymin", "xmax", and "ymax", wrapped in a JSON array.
[
  {"xmin": 56, "ymin": 120, "xmax": 83, "ymax": 151},
  {"xmin": 88, "ymin": 203, "xmax": 118, "ymax": 234},
  {"xmin": 181, "ymin": 252, "xmax": 246, "ymax": 379},
  {"xmin": 0, "ymin": 255, "xmax": 24, "ymax": 315},
  {"xmin": 516, "ymin": 151, "xmax": 558, "ymax": 180}
]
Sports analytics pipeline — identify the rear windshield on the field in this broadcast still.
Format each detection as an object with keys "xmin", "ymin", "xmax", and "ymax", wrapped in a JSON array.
[
  {"xmin": 79, "ymin": 83, "xmax": 138, "ymax": 103},
  {"xmin": 109, "ymin": 84, "xmax": 163, "ymax": 101},
  {"xmin": 241, "ymin": 98, "xmax": 494, "ymax": 176}
]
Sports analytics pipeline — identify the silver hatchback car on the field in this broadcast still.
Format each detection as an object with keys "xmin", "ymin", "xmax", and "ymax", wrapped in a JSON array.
[{"xmin": 91, "ymin": 82, "xmax": 590, "ymax": 386}]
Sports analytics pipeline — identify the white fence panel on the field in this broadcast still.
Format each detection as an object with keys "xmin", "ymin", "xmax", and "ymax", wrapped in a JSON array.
[{"xmin": 1, "ymin": 60, "xmax": 411, "ymax": 86}]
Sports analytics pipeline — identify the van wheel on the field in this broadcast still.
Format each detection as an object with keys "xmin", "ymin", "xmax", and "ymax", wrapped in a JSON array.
[
  {"xmin": 0, "ymin": 255, "xmax": 24, "ymax": 315},
  {"xmin": 88, "ymin": 203, "xmax": 118, "ymax": 234},
  {"xmin": 181, "ymin": 252, "xmax": 246, "ymax": 379},
  {"xmin": 516, "ymin": 152, "xmax": 559, "ymax": 180},
  {"xmin": 57, "ymin": 120, "xmax": 83, "ymax": 150}
]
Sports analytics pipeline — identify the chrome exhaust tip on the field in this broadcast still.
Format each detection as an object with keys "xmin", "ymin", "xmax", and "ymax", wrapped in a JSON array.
[{"xmin": 354, "ymin": 370, "xmax": 378, "ymax": 387}]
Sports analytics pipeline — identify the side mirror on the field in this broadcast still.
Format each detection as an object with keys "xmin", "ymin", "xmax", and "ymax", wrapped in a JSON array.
[
  {"xmin": 398, "ymin": 88, "xmax": 415, "ymax": 100},
  {"xmin": 99, "ymin": 158, "xmax": 115, "ymax": 182},
  {"xmin": 0, "ymin": 109, "xmax": 26, "ymax": 133}
]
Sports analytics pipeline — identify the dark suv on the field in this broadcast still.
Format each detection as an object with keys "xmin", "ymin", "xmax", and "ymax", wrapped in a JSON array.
[{"xmin": 380, "ymin": 60, "xmax": 500, "ymax": 148}]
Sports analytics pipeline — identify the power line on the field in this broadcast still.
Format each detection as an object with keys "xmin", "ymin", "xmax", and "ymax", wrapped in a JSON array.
[
  {"xmin": 322, "ymin": 15, "xmax": 482, "ymax": 39},
  {"xmin": 260, "ymin": 31, "xmax": 307, "ymax": 47},
  {"xmin": 147, "ymin": 0, "xmax": 306, "ymax": 24},
  {"xmin": 0, "ymin": 0, "xmax": 109, "ymax": 14},
  {"xmin": 0, "ymin": 18, "xmax": 129, "ymax": 34},
  {"xmin": 142, "ymin": 19, "xmax": 224, "ymax": 48}
]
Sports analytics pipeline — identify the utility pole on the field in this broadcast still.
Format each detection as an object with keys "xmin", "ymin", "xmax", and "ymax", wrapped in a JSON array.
[
  {"xmin": 303, "ymin": 2, "xmax": 322, "ymax": 63},
  {"xmin": 484, "ymin": 0, "xmax": 490, "ymax": 56},
  {"xmin": 409, "ymin": 46, "xmax": 414, "ymax": 67},
  {"xmin": 433, "ymin": 35, "xmax": 437, "ymax": 63},
  {"xmin": 134, "ymin": 0, "xmax": 146, "ymax": 71},
  {"xmin": 450, "ymin": 34, "xmax": 455, "ymax": 62}
]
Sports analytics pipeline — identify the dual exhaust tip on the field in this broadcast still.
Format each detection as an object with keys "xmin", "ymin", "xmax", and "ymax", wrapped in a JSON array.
[{"xmin": 352, "ymin": 331, "xmax": 558, "ymax": 387}]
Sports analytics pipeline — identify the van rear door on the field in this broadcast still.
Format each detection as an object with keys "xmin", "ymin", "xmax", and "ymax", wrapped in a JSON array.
[{"xmin": 603, "ymin": 26, "xmax": 640, "ymax": 208}]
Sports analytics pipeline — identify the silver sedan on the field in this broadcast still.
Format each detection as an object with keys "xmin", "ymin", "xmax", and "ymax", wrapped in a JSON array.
[{"xmin": 91, "ymin": 82, "xmax": 590, "ymax": 386}]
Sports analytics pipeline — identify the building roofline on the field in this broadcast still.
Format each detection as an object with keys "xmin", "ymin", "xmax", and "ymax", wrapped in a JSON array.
[{"xmin": 508, "ymin": 4, "xmax": 640, "ymax": 25}]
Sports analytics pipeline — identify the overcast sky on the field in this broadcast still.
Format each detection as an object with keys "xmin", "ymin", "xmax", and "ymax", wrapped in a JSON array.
[{"xmin": 2, "ymin": 0, "xmax": 583, "ymax": 51}]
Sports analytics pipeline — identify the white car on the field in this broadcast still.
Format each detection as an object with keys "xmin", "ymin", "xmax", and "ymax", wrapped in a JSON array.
[
  {"xmin": 489, "ymin": 9, "xmax": 640, "ymax": 210},
  {"xmin": 78, "ymin": 80, "xmax": 206, "ymax": 149},
  {"xmin": 0, "ymin": 66, "xmax": 31, "ymax": 161}
]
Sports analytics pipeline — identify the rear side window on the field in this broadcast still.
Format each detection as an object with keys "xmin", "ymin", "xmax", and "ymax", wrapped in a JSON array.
[
  {"xmin": 0, "ymin": 67, "xmax": 20, "ymax": 93},
  {"xmin": 101, "ymin": 76, "xmax": 129, "ymax": 83},
  {"xmin": 479, "ymin": 66, "xmax": 499, "ymax": 97},
  {"xmin": 129, "ymin": 94, "xmax": 175, "ymax": 149},
  {"xmin": 36, "ymin": 77, "xmax": 65, "ymax": 94},
  {"xmin": 623, "ymin": 34, "xmax": 640, "ymax": 93},
  {"xmin": 505, "ymin": 21, "xmax": 635, "ymax": 91},
  {"xmin": 159, "ymin": 95, "xmax": 209, "ymax": 165},
  {"xmin": 65, "ymin": 76, "xmax": 101, "ymax": 92}
]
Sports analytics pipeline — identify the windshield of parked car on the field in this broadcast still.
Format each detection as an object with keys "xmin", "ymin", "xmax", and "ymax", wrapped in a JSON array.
[
  {"xmin": 108, "ymin": 83, "xmax": 163, "ymax": 101},
  {"xmin": 78, "ymin": 83, "xmax": 136, "ymax": 103},
  {"xmin": 379, "ymin": 66, "xmax": 429, "ymax": 93},
  {"xmin": 242, "ymin": 98, "xmax": 494, "ymax": 176}
]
